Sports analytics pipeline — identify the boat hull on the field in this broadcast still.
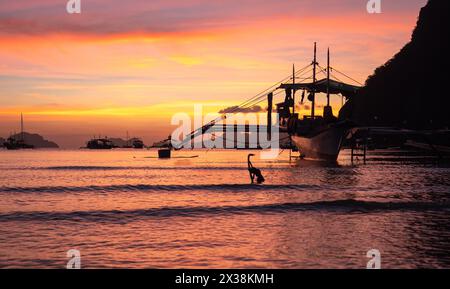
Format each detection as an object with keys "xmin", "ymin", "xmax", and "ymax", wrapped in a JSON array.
[
  {"xmin": 3, "ymin": 142, "xmax": 34, "ymax": 150},
  {"xmin": 291, "ymin": 126, "xmax": 346, "ymax": 161}
]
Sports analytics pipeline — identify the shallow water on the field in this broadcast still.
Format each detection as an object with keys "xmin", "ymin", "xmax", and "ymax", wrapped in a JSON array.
[{"xmin": 0, "ymin": 149, "xmax": 449, "ymax": 268}]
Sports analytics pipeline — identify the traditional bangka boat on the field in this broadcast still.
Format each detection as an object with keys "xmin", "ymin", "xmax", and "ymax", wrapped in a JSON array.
[{"xmin": 272, "ymin": 43, "xmax": 361, "ymax": 161}]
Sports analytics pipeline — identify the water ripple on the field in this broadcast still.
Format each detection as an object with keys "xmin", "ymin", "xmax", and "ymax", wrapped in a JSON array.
[
  {"xmin": 0, "ymin": 183, "xmax": 322, "ymax": 193},
  {"xmin": 1, "ymin": 200, "xmax": 448, "ymax": 222}
]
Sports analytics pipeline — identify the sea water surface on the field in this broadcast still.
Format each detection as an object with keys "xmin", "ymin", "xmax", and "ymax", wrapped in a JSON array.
[{"xmin": 0, "ymin": 149, "xmax": 449, "ymax": 268}]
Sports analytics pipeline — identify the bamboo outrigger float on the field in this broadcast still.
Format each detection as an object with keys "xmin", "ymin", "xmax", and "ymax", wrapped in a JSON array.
[{"xmin": 154, "ymin": 43, "xmax": 363, "ymax": 161}]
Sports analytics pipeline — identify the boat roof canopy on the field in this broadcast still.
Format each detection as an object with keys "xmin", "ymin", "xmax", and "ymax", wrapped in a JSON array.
[{"xmin": 278, "ymin": 78, "xmax": 361, "ymax": 98}]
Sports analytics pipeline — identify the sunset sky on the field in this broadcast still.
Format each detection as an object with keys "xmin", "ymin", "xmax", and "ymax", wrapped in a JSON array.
[{"xmin": 0, "ymin": 0, "xmax": 427, "ymax": 148}]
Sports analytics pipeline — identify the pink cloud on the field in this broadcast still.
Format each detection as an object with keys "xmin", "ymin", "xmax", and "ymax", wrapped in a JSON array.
[{"xmin": 0, "ymin": 0, "xmax": 427, "ymax": 36}]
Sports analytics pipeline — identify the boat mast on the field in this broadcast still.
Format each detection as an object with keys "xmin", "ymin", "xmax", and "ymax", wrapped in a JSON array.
[
  {"xmin": 327, "ymin": 48, "xmax": 330, "ymax": 107},
  {"xmin": 292, "ymin": 63, "xmax": 295, "ymax": 115},
  {"xmin": 311, "ymin": 42, "xmax": 317, "ymax": 119},
  {"xmin": 267, "ymin": 92, "xmax": 273, "ymax": 141}
]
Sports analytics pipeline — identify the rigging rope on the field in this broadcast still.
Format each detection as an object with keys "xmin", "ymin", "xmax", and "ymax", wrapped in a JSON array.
[
  {"xmin": 226, "ymin": 63, "xmax": 312, "ymax": 115},
  {"xmin": 208, "ymin": 131, "xmax": 292, "ymax": 146},
  {"xmin": 188, "ymin": 63, "xmax": 312, "ymax": 132},
  {"xmin": 238, "ymin": 90, "xmax": 284, "ymax": 110},
  {"xmin": 171, "ymin": 61, "xmax": 361, "ymax": 148},
  {"xmin": 317, "ymin": 64, "xmax": 354, "ymax": 85},
  {"xmin": 329, "ymin": 66, "xmax": 363, "ymax": 86}
]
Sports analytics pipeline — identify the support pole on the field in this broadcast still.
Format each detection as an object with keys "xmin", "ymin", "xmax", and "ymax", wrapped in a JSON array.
[
  {"xmin": 351, "ymin": 146, "xmax": 354, "ymax": 164},
  {"xmin": 327, "ymin": 48, "xmax": 330, "ymax": 107},
  {"xmin": 363, "ymin": 140, "xmax": 367, "ymax": 164},
  {"xmin": 267, "ymin": 92, "xmax": 273, "ymax": 141},
  {"xmin": 292, "ymin": 64, "xmax": 295, "ymax": 115},
  {"xmin": 311, "ymin": 42, "xmax": 317, "ymax": 119}
]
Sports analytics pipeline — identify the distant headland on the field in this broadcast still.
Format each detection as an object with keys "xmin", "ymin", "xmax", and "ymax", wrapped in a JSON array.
[{"xmin": 1, "ymin": 132, "xmax": 59, "ymax": 149}]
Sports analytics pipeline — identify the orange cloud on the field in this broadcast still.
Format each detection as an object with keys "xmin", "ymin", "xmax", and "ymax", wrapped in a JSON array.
[{"xmin": 0, "ymin": 0, "xmax": 428, "ymax": 147}]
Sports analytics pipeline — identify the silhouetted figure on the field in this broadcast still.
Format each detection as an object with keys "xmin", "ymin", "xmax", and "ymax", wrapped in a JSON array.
[{"xmin": 247, "ymin": 154, "xmax": 265, "ymax": 184}]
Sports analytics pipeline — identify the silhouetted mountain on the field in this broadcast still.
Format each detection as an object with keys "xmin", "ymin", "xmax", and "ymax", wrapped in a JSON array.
[
  {"xmin": 340, "ymin": 0, "xmax": 450, "ymax": 129},
  {"xmin": 8, "ymin": 132, "xmax": 59, "ymax": 148},
  {"xmin": 109, "ymin": 137, "xmax": 143, "ymax": 148}
]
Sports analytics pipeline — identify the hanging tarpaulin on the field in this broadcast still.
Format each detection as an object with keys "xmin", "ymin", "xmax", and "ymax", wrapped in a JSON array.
[{"xmin": 279, "ymin": 78, "xmax": 361, "ymax": 98}]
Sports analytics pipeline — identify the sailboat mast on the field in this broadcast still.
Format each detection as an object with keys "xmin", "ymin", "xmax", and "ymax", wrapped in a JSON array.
[
  {"xmin": 327, "ymin": 48, "xmax": 330, "ymax": 107},
  {"xmin": 292, "ymin": 64, "xmax": 295, "ymax": 115},
  {"xmin": 311, "ymin": 42, "xmax": 317, "ymax": 119},
  {"xmin": 20, "ymin": 113, "xmax": 24, "ymax": 141}
]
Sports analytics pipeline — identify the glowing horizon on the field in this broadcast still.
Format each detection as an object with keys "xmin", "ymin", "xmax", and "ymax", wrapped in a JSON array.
[{"xmin": 0, "ymin": 0, "xmax": 427, "ymax": 147}]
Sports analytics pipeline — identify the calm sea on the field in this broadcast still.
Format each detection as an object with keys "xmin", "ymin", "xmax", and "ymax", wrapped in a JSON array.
[{"xmin": 0, "ymin": 149, "xmax": 449, "ymax": 268}]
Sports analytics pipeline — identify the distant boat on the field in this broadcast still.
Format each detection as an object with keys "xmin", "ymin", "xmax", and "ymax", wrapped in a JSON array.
[
  {"xmin": 122, "ymin": 131, "xmax": 133, "ymax": 148},
  {"xmin": 123, "ymin": 131, "xmax": 144, "ymax": 149},
  {"xmin": 3, "ymin": 113, "xmax": 34, "ymax": 150},
  {"xmin": 4, "ymin": 137, "xmax": 34, "ymax": 150},
  {"xmin": 86, "ymin": 138, "xmax": 114, "ymax": 149},
  {"xmin": 132, "ymin": 139, "xmax": 144, "ymax": 149}
]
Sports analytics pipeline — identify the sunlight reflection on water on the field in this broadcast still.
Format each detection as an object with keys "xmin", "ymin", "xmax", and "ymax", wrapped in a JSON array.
[{"xmin": 0, "ymin": 149, "xmax": 449, "ymax": 268}]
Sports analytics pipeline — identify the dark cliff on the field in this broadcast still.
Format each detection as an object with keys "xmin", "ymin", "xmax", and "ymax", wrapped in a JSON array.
[{"xmin": 340, "ymin": 0, "xmax": 450, "ymax": 129}]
